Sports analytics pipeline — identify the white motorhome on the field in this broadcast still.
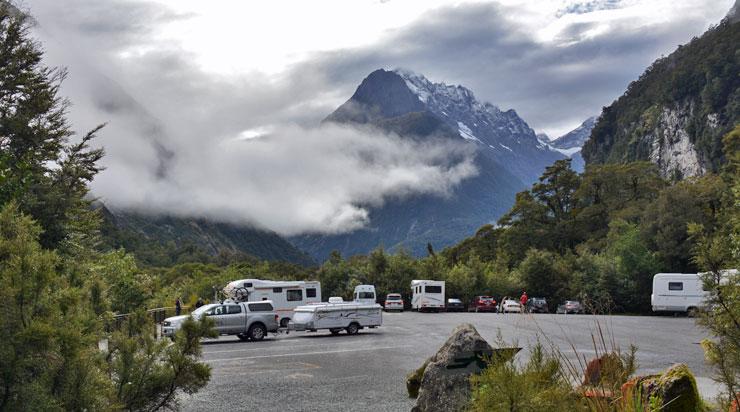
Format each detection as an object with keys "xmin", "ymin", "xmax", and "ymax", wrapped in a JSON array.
[
  {"xmin": 223, "ymin": 279, "xmax": 321, "ymax": 326},
  {"xmin": 651, "ymin": 273, "xmax": 706, "ymax": 316},
  {"xmin": 353, "ymin": 285, "xmax": 377, "ymax": 304},
  {"xmin": 411, "ymin": 280, "xmax": 445, "ymax": 312}
]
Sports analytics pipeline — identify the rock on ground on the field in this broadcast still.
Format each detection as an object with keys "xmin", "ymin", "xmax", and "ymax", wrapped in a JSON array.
[
  {"xmin": 411, "ymin": 323, "xmax": 494, "ymax": 412},
  {"xmin": 620, "ymin": 363, "xmax": 703, "ymax": 412}
]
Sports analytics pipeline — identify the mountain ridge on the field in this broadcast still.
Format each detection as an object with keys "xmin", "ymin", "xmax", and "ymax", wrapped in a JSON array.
[
  {"xmin": 293, "ymin": 68, "xmax": 565, "ymax": 261},
  {"xmin": 582, "ymin": 12, "xmax": 739, "ymax": 177}
]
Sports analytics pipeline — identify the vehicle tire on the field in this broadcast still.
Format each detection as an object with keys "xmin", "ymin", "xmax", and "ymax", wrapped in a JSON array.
[
  {"xmin": 237, "ymin": 333, "xmax": 250, "ymax": 342},
  {"xmin": 346, "ymin": 322, "xmax": 359, "ymax": 335},
  {"xmin": 330, "ymin": 328, "xmax": 341, "ymax": 335},
  {"xmin": 687, "ymin": 307, "xmax": 698, "ymax": 318},
  {"xmin": 248, "ymin": 323, "xmax": 267, "ymax": 341},
  {"xmin": 280, "ymin": 318, "xmax": 290, "ymax": 328}
]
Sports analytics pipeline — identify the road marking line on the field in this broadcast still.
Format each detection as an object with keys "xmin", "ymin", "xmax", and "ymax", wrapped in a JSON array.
[
  {"xmin": 204, "ymin": 340, "xmax": 394, "ymax": 355},
  {"xmin": 205, "ymin": 344, "xmax": 412, "ymax": 363}
]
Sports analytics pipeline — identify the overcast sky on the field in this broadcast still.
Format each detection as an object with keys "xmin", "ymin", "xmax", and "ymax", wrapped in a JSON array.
[{"xmin": 21, "ymin": 0, "xmax": 732, "ymax": 234}]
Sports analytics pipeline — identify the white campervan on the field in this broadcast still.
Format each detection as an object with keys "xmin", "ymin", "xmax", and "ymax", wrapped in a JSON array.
[
  {"xmin": 411, "ymin": 280, "xmax": 445, "ymax": 312},
  {"xmin": 353, "ymin": 285, "xmax": 377, "ymax": 305},
  {"xmin": 651, "ymin": 273, "xmax": 706, "ymax": 316},
  {"xmin": 223, "ymin": 279, "xmax": 322, "ymax": 326}
]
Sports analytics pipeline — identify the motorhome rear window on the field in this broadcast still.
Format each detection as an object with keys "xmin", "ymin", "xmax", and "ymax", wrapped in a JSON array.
[
  {"xmin": 287, "ymin": 289, "xmax": 303, "ymax": 301},
  {"xmin": 668, "ymin": 282, "xmax": 683, "ymax": 291},
  {"xmin": 248, "ymin": 302, "xmax": 273, "ymax": 312},
  {"xmin": 425, "ymin": 286, "xmax": 442, "ymax": 294},
  {"xmin": 306, "ymin": 288, "xmax": 317, "ymax": 298},
  {"xmin": 359, "ymin": 292, "xmax": 374, "ymax": 299},
  {"xmin": 226, "ymin": 305, "xmax": 242, "ymax": 314}
]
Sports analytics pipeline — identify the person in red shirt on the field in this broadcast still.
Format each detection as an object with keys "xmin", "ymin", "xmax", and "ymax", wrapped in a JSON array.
[{"xmin": 520, "ymin": 292, "xmax": 528, "ymax": 312}]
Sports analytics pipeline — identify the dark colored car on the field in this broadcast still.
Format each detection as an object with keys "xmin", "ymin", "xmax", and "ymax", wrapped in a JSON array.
[
  {"xmin": 556, "ymin": 300, "xmax": 584, "ymax": 314},
  {"xmin": 468, "ymin": 296, "xmax": 497, "ymax": 312},
  {"xmin": 527, "ymin": 297, "xmax": 549, "ymax": 313},
  {"xmin": 446, "ymin": 298, "xmax": 465, "ymax": 312}
]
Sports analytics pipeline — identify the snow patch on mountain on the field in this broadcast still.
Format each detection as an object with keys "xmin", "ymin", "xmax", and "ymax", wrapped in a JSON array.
[
  {"xmin": 393, "ymin": 68, "xmax": 564, "ymax": 183},
  {"xmin": 457, "ymin": 122, "xmax": 482, "ymax": 143}
]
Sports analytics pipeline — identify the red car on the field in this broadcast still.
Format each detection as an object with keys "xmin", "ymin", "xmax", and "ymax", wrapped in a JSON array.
[{"xmin": 468, "ymin": 296, "xmax": 497, "ymax": 312}]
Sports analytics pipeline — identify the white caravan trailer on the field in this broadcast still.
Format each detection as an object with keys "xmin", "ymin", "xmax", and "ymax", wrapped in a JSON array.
[
  {"xmin": 289, "ymin": 301, "xmax": 382, "ymax": 335},
  {"xmin": 353, "ymin": 285, "xmax": 377, "ymax": 304},
  {"xmin": 223, "ymin": 279, "xmax": 321, "ymax": 326},
  {"xmin": 411, "ymin": 280, "xmax": 445, "ymax": 312},
  {"xmin": 651, "ymin": 273, "xmax": 706, "ymax": 316}
]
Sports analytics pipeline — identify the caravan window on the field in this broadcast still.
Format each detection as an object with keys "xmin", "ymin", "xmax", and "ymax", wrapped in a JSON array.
[
  {"xmin": 306, "ymin": 288, "xmax": 317, "ymax": 298},
  {"xmin": 273, "ymin": 287, "xmax": 283, "ymax": 293},
  {"xmin": 668, "ymin": 282, "xmax": 683, "ymax": 291},
  {"xmin": 287, "ymin": 289, "xmax": 303, "ymax": 301},
  {"xmin": 359, "ymin": 292, "xmax": 374, "ymax": 299},
  {"xmin": 425, "ymin": 285, "xmax": 442, "ymax": 294},
  {"xmin": 243, "ymin": 282, "xmax": 253, "ymax": 288}
]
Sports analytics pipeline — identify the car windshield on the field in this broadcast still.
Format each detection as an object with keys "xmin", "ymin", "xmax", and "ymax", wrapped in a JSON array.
[
  {"xmin": 386, "ymin": 295, "xmax": 401, "ymax": 300},
  {"xmin": 191, "ymin": 304, "xmax": 217, "ymax": 317},
  {"xmin": 448, "ymin": 299, "xmax": 461, "ymax": 303},
  {"xmin": 479, "ymin": 297, "xmax": 493, "ymax": 301}
]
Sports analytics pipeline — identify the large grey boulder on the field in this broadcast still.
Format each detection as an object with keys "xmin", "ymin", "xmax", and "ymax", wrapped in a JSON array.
[{"xmin": 411, "ymin": 323, "xmax": 495, "ymax": 412}]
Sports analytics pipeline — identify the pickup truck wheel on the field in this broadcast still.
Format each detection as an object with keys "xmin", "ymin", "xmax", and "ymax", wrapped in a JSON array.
[
  {"xmin": 329, "ymin": 328, "xmax": 341, "ymax": 335},
  {"xmin": 280, "ymin": 318, "xmax": 290, "ymax": 328},
  {"xmin": 346, "ymin": 323, "xmax": 359, "ymax": 335},
  {"xmin": 237, "ymin": 333, "xmax": 250, "ymax": 342},
  {"xmin": 248, "ymin": 324, "xmax": 267, "ymax": 341}
]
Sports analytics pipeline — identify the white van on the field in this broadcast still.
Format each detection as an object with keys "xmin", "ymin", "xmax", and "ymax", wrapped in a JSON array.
[
  {"xmin": 651, "ymin": 273, "xmax": 706, "ymax": 316},
  {"xmin": 411, "ymin": 280, "xmax": 445, "ymax": 312},
  {"xmin": 353, "ymin": 285, "xmax": 377, "ymax": 304},
  {"xmin": 223, "ymin": 279, "xmax": 322, "ymax": 326}
]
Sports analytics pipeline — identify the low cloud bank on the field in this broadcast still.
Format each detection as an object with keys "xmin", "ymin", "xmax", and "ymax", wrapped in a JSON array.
[{"xmin": 95, "ymin": 123, "xmax": 477, "ymax": 235}]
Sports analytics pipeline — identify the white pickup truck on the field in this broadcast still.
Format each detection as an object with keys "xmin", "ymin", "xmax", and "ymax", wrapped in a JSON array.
[{"xmin": 162, "ymin": 300, "xmax": 279, "ymax": 341}]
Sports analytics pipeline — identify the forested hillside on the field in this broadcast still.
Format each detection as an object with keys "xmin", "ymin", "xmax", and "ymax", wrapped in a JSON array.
[
  {"xmin": 582, "ymin": 15, "xmax": 739, "ymax": 178},
  {"xmin": 97, "ymin": 203, "xmax": 315, "ymax": 267}
]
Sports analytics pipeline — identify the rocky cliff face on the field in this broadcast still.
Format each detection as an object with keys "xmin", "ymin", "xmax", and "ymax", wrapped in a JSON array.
[{"xmin": 647, "ymin": 102, "xmax": 707, "ymax": 178}]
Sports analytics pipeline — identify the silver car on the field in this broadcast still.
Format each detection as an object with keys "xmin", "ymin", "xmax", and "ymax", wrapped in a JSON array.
[{"xmin": 162, "ymin": 300, "xmax": 279, "ymax": 341}]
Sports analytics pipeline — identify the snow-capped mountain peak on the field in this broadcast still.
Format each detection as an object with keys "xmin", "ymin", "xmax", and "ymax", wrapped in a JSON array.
[{"xmin": 326, "ymin": 68, "xmax": 565, "ymax": 183}]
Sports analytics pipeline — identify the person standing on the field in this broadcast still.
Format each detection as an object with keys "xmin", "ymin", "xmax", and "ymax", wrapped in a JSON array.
[
  {"xmin": 175, "ymin": 297, "xmax": 182, "ymax": 316},
  {"xmin": 195, "ymin": 297, "xmax": 204, "ymax": 308},
  {"xmin": 520, "ymin": 292, "xmax": 528, "ymax": 312}
]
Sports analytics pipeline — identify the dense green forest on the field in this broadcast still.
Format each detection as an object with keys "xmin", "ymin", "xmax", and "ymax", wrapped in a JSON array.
[{"xmin": 141, "ymin": 127, "xmax": 738, "ymax": 315}]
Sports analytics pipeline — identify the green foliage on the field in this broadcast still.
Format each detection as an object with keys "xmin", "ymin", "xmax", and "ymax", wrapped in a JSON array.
[
  {"xmin": 688, "ymin": 125, "xmax": 740, "ymax": 410},
  {"xmin": 0, "ymin": 202, "xmax": 109, "ymax": 411},
  {"xmin": 106, "ymin": 312, "xmax": 216, "ymax": 411},
  {"xmin": 470, "ymin": 342, "xmax": 584, "ymax": 412},
  {"xmin": 0, "ymin": 5, "xmax": 104, "ymax": 250}
]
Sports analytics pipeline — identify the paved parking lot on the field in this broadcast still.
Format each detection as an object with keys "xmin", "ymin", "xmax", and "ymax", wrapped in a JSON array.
[{"xmin": 181, "ymin": 312, "xmax": 715, "ymax": 411}]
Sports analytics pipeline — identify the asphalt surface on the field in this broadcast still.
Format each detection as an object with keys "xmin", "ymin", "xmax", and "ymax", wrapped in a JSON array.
[{"xmin": 181, "ymin": 312, "xmax": 715, "ymax": 411}]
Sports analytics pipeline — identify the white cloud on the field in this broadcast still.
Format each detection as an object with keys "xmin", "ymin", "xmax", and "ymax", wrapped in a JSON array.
[{"xmin": 95, "ymin": 123, "xmax": 478, "ymax": 235}]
